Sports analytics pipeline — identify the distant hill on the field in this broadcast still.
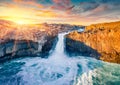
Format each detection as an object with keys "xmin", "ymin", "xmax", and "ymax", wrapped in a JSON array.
[{"xmin": 85, "ymin": 21, "xmax": 120, "ymax": 32}]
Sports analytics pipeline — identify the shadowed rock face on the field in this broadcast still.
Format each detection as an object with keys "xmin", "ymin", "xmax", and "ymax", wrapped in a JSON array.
[
  {"xmin": 65, "ymin": 37, "xmax": 100, "ymax": 59},
  {"xmin": 0, "ymin": 20, "xmax": 56, "ymax": 62},
  {"xmin": 65, "ymin": 21, "xmax": 120, "ymax": 64},
  {"xmin": 0, "ymin": 19, "xmax": 82, "ymax": 62},
  {"xmin": 0, "ymin": 37, "xmax": 57, "ymax": 62}
]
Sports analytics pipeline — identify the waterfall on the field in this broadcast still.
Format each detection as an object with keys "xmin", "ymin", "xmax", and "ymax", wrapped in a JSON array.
[
  {"xmin": 0, "ymin": 31, "xmax": 119, "ymax": 85},
  {"xmin": 48, "ymin": 33, "xmax": 70, "ymax": 63},
  {"xmin": 53, "ymin": 33, "xmax": 66, "ymax": 54}
]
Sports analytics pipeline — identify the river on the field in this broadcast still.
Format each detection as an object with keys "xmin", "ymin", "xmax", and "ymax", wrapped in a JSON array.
[{"xmin": 0, "ymin": 32, "xmax": 120, "ymax": 85}]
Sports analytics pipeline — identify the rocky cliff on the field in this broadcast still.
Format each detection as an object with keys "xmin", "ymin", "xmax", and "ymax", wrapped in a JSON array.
[
  {"xmin": 0, "ymin": 30, "xmax": 57, "ymax": 62},
  {"xmin": 0, "ymin": 20, "xmax": 56, "ymax": 62},
  {"xmin": 65, "ymin": 21, "xmax": 120, "ymax": 64},
  {"xmin": 0, "ymin": 19, "xmax": 82, "ymax": 62}
]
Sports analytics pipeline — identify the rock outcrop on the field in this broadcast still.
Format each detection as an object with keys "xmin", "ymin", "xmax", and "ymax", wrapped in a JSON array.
[
  {"xmin": 65, "ymin": 21, "xmax": 120, "ymax": 64},
  {"xmin": 0, "ymin": 19, "xmax": 82, "ymax": 62},
  {"xmin": 0, "ymin": 20, "xmax": 57, "ymax": 62},
  {"xmin": 0, "ymin": 35, "xmax": 57, "ymax": 62}
]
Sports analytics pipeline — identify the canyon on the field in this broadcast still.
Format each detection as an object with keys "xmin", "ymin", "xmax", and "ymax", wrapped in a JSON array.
[
  {"xmin": 65, "ymin": 21, "xmax": 120, "ymax": 64},
  {"xmin": 0, "ymin": 19, "xmax": 83, "ymax": 62}
]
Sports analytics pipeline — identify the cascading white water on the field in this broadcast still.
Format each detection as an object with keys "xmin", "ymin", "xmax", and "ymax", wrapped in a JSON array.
[
  {"xmin": 53, "ymin": 33, "xmax": 66, "ymax": 54},
  {"xmin": 0, "ymin": 32, "xmax": 120, "ymax": 85},
  {"xmin": 49, "ymin": 33, "xmax": 68, "ymax": 62},
  {"xmin": 18, "ymin": 33, "xmax": 97, "ymax": 85},
  {"xmin": 11, "ymin": 33, "xmax": 94, "ymax": 85}
]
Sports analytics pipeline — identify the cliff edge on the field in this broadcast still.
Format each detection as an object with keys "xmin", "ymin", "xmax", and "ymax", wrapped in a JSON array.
[{"xmin": 65, "ymin": 21, "xmax": 120, "ymax": 64}]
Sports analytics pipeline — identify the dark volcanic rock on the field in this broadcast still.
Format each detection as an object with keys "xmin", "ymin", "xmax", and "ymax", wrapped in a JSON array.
[{"xmin": 65, "ymin": 21, "xmax": 120, "ymax": 64}]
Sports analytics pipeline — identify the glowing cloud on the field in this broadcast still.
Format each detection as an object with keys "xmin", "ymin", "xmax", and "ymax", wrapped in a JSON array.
[{"xmin": 0, "ymin": 0, "xmax": 119, "ymax": 25}]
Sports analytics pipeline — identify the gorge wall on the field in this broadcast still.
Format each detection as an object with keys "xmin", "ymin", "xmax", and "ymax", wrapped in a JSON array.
[
  {"xmin": 0, "ymin": 19, "xmax": 83, "ymax": 62},
  {"xmin": 65, "ymin": 21, "xmax": 120, "ymax": 64}
]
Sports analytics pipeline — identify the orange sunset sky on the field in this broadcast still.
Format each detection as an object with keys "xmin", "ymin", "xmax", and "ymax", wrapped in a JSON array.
[{"xmin": 0, "ymin": 0, "xmax": 120, "ymax": 25}]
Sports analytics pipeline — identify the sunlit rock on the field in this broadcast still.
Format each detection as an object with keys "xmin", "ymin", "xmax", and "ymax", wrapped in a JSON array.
[
  {"xmin": 65, "ymin": 21, "xmax": 120, "ymax": 64},
  {"xmin": 0, "ymin": 19, "xmax": 82, "ymax": 62}
]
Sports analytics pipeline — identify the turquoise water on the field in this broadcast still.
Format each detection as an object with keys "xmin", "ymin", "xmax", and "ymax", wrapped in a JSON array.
[{"xmin": 0, "ymin": 33, "xmax": 120, "ymax": 85}]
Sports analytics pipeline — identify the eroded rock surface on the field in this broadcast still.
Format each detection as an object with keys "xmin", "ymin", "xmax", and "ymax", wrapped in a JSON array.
[
  {"xmin": 0, "ymin": 19, "xmax": 82, "ymax": 62},
  {"xmin": 65, "ymin": 21, "xmax": 120, "ymax": 64},
  {"xmin": 0, "ymin": 20, "xmax": 55, "ymax": 61}
]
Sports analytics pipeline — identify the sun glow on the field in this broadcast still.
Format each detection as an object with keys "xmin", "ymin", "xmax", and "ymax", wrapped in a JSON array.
[
  {"xmin": 4, "ymin": 18, "xmax": 35, "ymax": 25},
  {"xmin": 15, "ymin": 20, "xmax": 25, "ymax": 24},
  {"xmin": 0, "ymin": 3, "xmax": 85, "ymax": 25},
  {"xmin": 0, "ymin": 6, "xmax": 38, "ymax": 25},
  {"xmin": 6, "ymin": 18, "xmax": 34, "ymax": 25}
]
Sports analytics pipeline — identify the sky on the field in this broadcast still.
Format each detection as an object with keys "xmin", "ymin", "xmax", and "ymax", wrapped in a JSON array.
[{"xmin": 0, "ymin": 0, "xmax": 120, "ymax": 25}]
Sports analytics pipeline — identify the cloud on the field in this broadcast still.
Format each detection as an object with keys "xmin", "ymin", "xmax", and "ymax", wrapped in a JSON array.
[
  {"xmin": 98, "ymin": 0, "xmax": 120, "ymax": 4},
  {"xmin": 0, "ymin": 0, "xmax": 120, "ymax": 25},
  {"xmin": 71, "ymin": 0, "xmax": 120, "ymax": 12},
  {"xmin": 78, "ymin": 2, "xmax": 99, "ymax": 12},
  {"xmin": 70, "ymin": 0, "xmax": 120, "ymax": 21},
  {"xmin": 13, "ymin": 0, "xmax": 44, "ymax": 8},
  {"xmin": 36, "ymin": 10, "xmax": 60, "ymax": 17},
  {"xmin": 51, "ymin": 0, "xmax": 74, "ymax": 11}
]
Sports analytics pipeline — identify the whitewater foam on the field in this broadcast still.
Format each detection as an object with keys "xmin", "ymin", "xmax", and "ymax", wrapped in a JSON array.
[
  {"xmin": 0, "ymin": 32, "xmax": 120, "ymax": 85},
  {"xmin": 15, "ymin": 33, "xmax": 96, "ymax": 85}
]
